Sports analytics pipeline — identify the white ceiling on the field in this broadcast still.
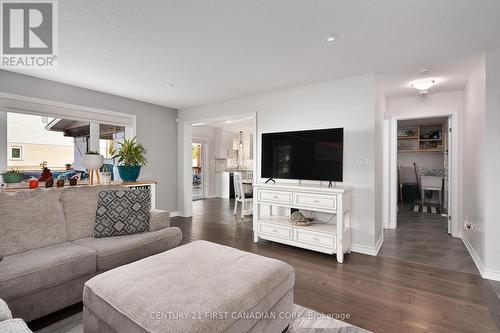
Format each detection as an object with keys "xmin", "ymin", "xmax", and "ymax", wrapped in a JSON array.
[{"xmin": 10, "ymin": 0, "xmax": 500, "ymax": 108}]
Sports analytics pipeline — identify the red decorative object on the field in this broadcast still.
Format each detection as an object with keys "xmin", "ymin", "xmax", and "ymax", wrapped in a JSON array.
[
  {"xmin": 38, "ymin": 167, "xmax": 53, "ymax": 182},
  {"xmin": 28, "ymin": 178, "xmax": 39, "ymax": 189}
]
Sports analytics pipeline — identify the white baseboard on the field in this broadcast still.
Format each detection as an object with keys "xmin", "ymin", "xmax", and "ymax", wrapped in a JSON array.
[
  {"xmin": 374, "ymin": 235, "xmax": 384, "ymax": 256},
  {"xmin": 351, "ymin": 235, "xmax": 384, "ymax": 256},
  {"xmin": 462, "ymin": 236, "xmax": 487, "ymax": 276},
  {"xmin": 484, "ymin": 268, "xmax": 500, "ymax": 281},
  {"xmin": 169, "ymin": 211, "xmax": 180, "ymax": 217},
  {"xmin": 351, "ymin": 243, "xmax": 377, "ymax": 256}
]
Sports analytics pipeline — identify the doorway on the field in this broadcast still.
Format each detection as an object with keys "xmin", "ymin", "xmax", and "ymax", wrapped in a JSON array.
[
  {"xmin": 192, "ymin": 142, "xmax": 207, "ymax": 200},
  {"xmin": 380, "ymin": 114, "xmax": 477, "ymax": 274}
]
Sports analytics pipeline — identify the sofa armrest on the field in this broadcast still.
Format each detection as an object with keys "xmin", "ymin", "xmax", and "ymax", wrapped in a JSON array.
[
  {"xmin": 0, "ymin": 299, "xmax": 12, "ymax": 322},
  {"xmin": 150, "ymin": 209, "xmax": 170, "ymax": 231}
]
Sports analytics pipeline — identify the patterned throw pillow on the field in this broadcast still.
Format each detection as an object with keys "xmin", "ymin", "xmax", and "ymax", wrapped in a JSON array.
[{"xmin": 94, "ymin": 189, "xmax": 150, "ymax": 238}]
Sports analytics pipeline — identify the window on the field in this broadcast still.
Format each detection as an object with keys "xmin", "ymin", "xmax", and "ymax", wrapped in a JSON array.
[{"xmin": 9, "ymin": 146, "xmax": 23, "ymax": 160}]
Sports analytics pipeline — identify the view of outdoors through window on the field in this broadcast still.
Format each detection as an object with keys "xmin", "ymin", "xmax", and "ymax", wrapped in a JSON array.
[
  {"xmin": 6, "ymin": 112, "xmax": 126, "ymax": 179},
  {"xmin": 7, "ymin": 113, "xmax": 74, "ymax": 171}
]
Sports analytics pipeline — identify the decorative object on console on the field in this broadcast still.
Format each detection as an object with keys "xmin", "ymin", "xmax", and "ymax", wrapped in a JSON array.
[
  {"xmin": 289, "ymin": 211, "xmax": 311, "ymax": 226},
  {"xmin": 1, "ymin": 169, "xmax": 23, "ymax": 184},
  {"xmin": 28, "ymin": 178, "xmax": 39, "ymax": 189},
  {"xmin": 83, "ymin": 151, "xmax": 104, "ymax": 185},
  {"xmin": 45, "ymin": 177, "xmax": 54, "ymax": 188},
  {"xmin": 38, "ymin": 167, "xmax": 53, "ymax": 182},
  {"xmin": 100, "ymin": 165, "xmax": 112, "ymax": 184},
  {"xmin": 69, "ymin": 175, "xmax": 78, "ymax": 186},
  {"xmin": 112, "ymin": 137, "xmax": 147, "ymax": 182},
  {"xmin": 56, "ymin": 176, "xmax": 66, "ymax": 188},
  {"xmin": 94, "ymin": 189, "xmax": 150, "ymax": 238}
]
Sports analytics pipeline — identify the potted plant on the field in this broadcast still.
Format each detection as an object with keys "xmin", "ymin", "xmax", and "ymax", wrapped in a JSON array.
[
  {"xmin": 1, "ymin": 169, "xmax": 24, "ymax": 183},
  {"xmin": 82, "ymin": 151, "xmax": 104, "ymax": 171},
  {"xmin": 45, "ymin": 177, "xmax": 54, "ymax": 188},
  {"xmin": 56, "ymin": 175, "xmax": 66, "ymax": 187},
  {"xmin": 69, "ymin": 174, "xmax": 79, "ymax": 186},
  {"xmin": 112, "ymin": 137, "xmax": 147, "ymax": 182}
]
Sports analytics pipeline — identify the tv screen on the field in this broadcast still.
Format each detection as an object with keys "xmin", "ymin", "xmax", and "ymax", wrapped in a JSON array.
[{"xmin": 261, "ymin": 128, "xmax": 343, "ymax": 181}]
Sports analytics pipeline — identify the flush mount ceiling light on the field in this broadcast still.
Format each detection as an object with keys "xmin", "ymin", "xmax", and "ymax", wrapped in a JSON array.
[
  {"xmin": 410, "ymin": 79, "xmax": 436, "ymax": 95},
  {"xmin": 325, "ymin": 34, "xmax": 339, "ymax": 42}
]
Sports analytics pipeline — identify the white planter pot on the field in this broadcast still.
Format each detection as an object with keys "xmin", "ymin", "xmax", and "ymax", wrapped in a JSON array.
[{"xmin": 82, "ymin": 154, "xmax": 104, "ymax": 170}]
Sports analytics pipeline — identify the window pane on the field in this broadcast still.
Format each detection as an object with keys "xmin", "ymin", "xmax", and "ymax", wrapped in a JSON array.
[{"xmin": 11, "ymin": 147, "xmax": 21, "ymax": 159}]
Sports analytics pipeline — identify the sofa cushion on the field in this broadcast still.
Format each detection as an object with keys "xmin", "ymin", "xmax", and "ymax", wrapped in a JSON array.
[
  {"xmin": 0, "ymin": 189, "xmax": 67, "ymax": 256},
  {"xmin": 60, "ymin": 185, "xmax": 122, "ymax": 241},
  {"xmin": 149, "ymin": 209, "xmax": 170, "ymax": 231},
  {"xmin": 0, "ymin": 298, "xmax": 12, "ymax": 321},
  {"xmin": 73, "ymin": 227, "xmax": 182, "ymax": 271},
  {"xmin": 0, "ymin": 318, "xmax": 32, "ymax": 332},
  {"xmin": 0, "ymin": 242, "xmax": 96, "ymax": 301},
  {"xmin": 83, "ymin": 240, "xmax": 295, "ymax": 333},
  {"xmin": 94, "ymin": 189, "xmax": 150, "ymax": 238}
]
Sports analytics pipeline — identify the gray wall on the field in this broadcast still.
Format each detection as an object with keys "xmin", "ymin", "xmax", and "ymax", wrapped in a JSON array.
[{"xmin": 0, "ymin": 70, "xmax": 178, "ymax": 211}]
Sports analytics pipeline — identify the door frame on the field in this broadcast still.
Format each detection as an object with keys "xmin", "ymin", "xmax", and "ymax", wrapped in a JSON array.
[
  {"xmin": 178, "ymin": 112, "xmax": 257, "ymax": 217},
  {"xmin": 387, "ymin": 112, "xmax": 460, "ymax": 238},
  {"xmin": 192, "ymin": 138, "xmax": 209, "ymax": 200}
]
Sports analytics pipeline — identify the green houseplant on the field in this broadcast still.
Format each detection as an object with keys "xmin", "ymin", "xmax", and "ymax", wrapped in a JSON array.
[
  {"xmin": 112, "ymin": 137, "xmax": 147, "ymax": 182},
  {"xmin": 1, "ymin": 169, "xmax": 24, "ymax": 183}
]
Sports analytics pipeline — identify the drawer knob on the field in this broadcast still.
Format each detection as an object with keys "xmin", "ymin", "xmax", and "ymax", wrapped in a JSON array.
[
  {"xmin": 313, "ymin": 200, "xmax": 320, "ymax": 203},
  {"xmin": 274, "ymin": 196, "xmax": 279, "ymax": 199}
]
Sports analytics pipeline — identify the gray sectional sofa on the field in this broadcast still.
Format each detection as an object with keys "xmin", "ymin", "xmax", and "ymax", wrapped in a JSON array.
[{"xmin": 0, "ymin": 185, "xmax": 182, "ymax": 322}]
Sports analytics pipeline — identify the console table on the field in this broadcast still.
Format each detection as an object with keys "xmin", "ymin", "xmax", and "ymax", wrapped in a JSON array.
[{"xmin": 253, "ymin": 183, "xmax": 352, "ymax": 263}]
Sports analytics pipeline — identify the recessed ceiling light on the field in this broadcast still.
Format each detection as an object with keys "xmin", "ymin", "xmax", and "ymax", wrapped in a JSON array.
[
  {"xmin": 225, "ymin": 120, "xmax": 233, "ymax": 124},
  {"xmin": 192, "ymin": 123, "xmax": 205, "ymax": 126},
  {"xmin": 164, "ymin": 82, "xmax": 173, "ymax": 88},
  {"xmin": 325, "ymin": 34, "xmax": 339, "ymax": 42},
  {"xmin": 411, "ymin": 79, "xmax": 436, "ymax": 91}
]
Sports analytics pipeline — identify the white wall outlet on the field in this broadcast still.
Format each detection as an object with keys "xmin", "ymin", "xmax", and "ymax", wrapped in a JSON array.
[
  {"xmin": 354, "ymin": 157, "xmax": 369, "ymax": 167},
  {"xmin": 464, "ymin": 216, "xmax": 474, "ymax": 231}
]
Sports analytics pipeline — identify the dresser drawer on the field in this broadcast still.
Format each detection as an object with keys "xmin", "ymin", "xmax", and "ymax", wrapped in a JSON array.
[
  {"xmin": 294, "ymin": 229, "xmax": 336, "ymax": 249},
  {"xmin": 294, "ymin": 192, "xmax": 336, "ymax": 210},
  {"xmin": 259, "ymin": 223, "xmax": 292, "ymax": 240},
  {"xmin": 258, "ymin": 190, "xmax": 293, "ymax": 205}
]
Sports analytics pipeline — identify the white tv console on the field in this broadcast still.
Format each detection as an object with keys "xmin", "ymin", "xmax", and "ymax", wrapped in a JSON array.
[{"xmin": 252, "ymin": 182, "xmax": 352, "ymax": 263}]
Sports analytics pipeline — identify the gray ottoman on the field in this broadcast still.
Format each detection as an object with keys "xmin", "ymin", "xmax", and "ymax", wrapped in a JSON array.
[{"xmin": 83, "ymin": 240, "xmax": 295, "ymax": 333}]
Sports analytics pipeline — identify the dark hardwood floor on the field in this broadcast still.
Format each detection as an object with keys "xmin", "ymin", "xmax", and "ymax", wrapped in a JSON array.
[
  {"xmin": 379, "ymin": 204, "xmax": 478, "ymax": 275},
  {"xmin": 170, "ymin": 198, "xmax": 499, "ymax": 333}
]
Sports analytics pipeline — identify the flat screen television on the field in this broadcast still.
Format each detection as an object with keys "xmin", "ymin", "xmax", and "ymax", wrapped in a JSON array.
[{"xmin": 261, "ymin": 128, "xmax": 343, "ymax": 182}]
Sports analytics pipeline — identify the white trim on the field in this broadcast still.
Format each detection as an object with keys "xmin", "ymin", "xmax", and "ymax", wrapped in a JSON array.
[
  {"xmin": 0, "ymin": 92, "xmax": 136, "ymax": 128},
  {"xmin": 351, "ymin": 243, "xmax": 378, "ymax": 256},
  {"xmin": 462, "ymin": 236, "xmax": 485, "ymax": 275},
  {"xmin": 169, "ymin": 211, "xmax": 180, "ymax": 218},
  {"xmin": 484, "ymin": 269, "xmax": 500, "ymax": 281},
  {"xmin": 192, "ymin": 138, "xmax": 209, "ymax": 200},
  {"xmin": 374, "ymin": 234, "xmax": 384, "ymax": 255},
  {"xmin": 8, "ymin": 144, "xmax": 23, "ymax": 161},
  {"xmin": 387, "ymin": 112, "xmax": 460, "ymax": 237},
  {"xmin": 179, "ymin": 112, "xmax": 257, "ymax": 217},
  {"xmin": 351, "ymin": 235, "xmax": 384, "ymax": 256},
  {"xmin": 462, "ymin": 236, "xmax": 500, "ymax": 281}
]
